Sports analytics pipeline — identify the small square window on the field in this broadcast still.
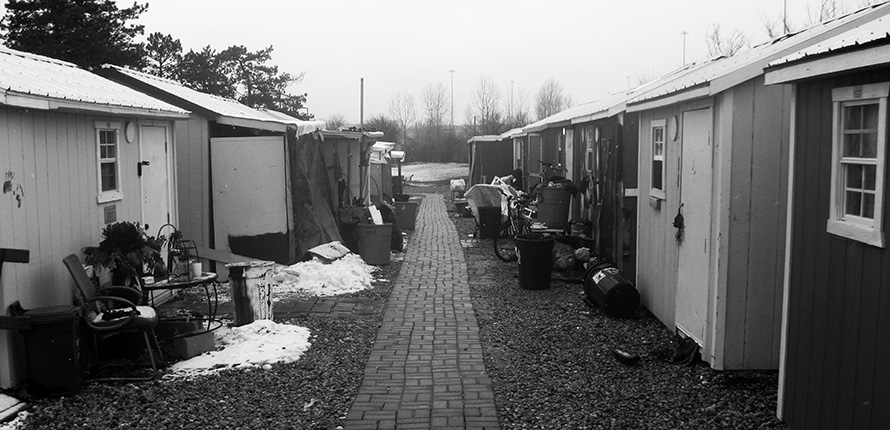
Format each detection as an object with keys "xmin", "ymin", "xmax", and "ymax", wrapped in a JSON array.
[
  {"xmin": 650, "ymin": 119, "xmax": 666, "ymax": 200},
  {"xmin": 95, "ymin": 121, "xmax": 123, "ymax": 203},
  {"xmin": 827, "ymin": 83, "xmax": 888, "ymax": 247}
]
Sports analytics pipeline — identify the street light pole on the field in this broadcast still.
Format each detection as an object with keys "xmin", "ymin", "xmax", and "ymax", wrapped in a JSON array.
[
  {"xmin": 510, "ymin": 80, "xmax": 514, "ymax": 124},
  {"xmin": 449, "ymin": 69, "xmax": 455, "ymax": 131},
  {"xmin": 681, "ymin": 31, "xmax": 688, "ymax": 65}
]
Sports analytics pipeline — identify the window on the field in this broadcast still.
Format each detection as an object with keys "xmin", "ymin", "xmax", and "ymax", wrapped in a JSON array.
[
  {"xmin": 827, "ymin": 83, "xmax": 888, "ymax": 247},
  {"xmin": 96, "ymin": 121, "xmax": 123, "ymax": 203},
  {"xmin": 650, "ymin": 119, "xmax": 666, "ymax": 199},
  {"xmin": 585, "ymin": 125, "xmax": 598, "ymax": 174}
]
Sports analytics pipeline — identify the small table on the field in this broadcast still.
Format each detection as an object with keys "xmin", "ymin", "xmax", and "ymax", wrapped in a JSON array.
[{"xmin": 143, "ymin": 272, "xmax": 221, "ymax": 337}]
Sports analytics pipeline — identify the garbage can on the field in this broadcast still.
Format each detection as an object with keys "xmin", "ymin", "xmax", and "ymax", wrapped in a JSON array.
[
  {"xmin": 358, "ymin": 223, "xmax": 392, "ymax": 265},
  {"xmin": 395, "ymin": 201, "xmax": 419, "ymax": 230},
  {"xmin": 21, "ymin": 305, "xmax": 82, "ymax": 396},
  {"xmin": 537, "ymin": 187, "xmax": 572, "ymax": 229},
  {"xmin": 227, "ymin": 261, "xmax": 275, "ymax": 327},
  {"xmin": 584, "ymin": 261, "xmax": 640, "ymax": 317},
  {"xmin": 478, "ymin": 207, "xmax": 501, "ymax": 239},
  {"xmin": 515, "ymin": 234, "xmax": 556, "ymax": 290}
]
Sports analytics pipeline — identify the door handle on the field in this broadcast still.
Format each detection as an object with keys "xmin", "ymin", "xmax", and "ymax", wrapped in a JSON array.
[{"xmin": 137, "ymin": 161, "xmax": 150, "ymax": 176}]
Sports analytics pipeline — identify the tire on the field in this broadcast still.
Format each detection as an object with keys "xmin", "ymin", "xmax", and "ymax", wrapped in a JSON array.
[{"xmin": 493, "ymin": 219, "xmax": 519, "ymax": 262}]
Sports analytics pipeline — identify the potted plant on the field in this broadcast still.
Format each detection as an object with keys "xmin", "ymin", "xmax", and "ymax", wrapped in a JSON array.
[{"xmin": 83, "ymin": 221, "xmax": 165, "ymax": 288}]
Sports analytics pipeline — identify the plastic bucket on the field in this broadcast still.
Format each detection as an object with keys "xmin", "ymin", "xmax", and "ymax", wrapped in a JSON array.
[
  {"xmin": 227, "ymin": 261, "xmax": 275, "ymax": 327},
  {"xmin": 478, "ymin": 207, "xmax": 501, "ymax": 239},
  {"xmin": 538, "ymin": 187, "xmax": 572, "ymax": 229},
  {"xmin": 358, "ymin": 223, "xmax": 392, "ymax": 265},
  {"xmin": 516, "ymin": 234, "xmax": 556, "ymax": 290},
  {"xmin": 395, "ymin": 201, "xmax": 419, "ymax": 230},
  {"xmin": 584, "ymin": 261, "xmax": 640, "ymax": 317},
  {"xmin": 23, "ymin": 305, "xmax": 81, "ymax": 396}
]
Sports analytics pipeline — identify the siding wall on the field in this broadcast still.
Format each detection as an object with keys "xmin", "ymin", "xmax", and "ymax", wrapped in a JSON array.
[
  {"xmin": 785, "ymin": 69, "xmax": 890, "ymax": 430},
  {"xmin": 722, "ymin": 76, "xmax": 789, "ymax": 370},
  {"xmin": 0, "ymin": 107, "xmax": 152, "ymax": 387},
  {"xmin": 174, "ymin": 116, "xmax": 211, "ymax": 249}
]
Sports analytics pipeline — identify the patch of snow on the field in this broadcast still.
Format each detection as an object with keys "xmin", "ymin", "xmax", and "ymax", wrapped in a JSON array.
[
  {"xmin": 0, "ymin": 411, "xmax": 28, "ymax": 430},
  {"xmin": 165, "ymin": 320, "xmax": 311, "ymax": 379},
  {"xmin": 270, "ymin": 253, "xmax": 376, "ymax": 298}
]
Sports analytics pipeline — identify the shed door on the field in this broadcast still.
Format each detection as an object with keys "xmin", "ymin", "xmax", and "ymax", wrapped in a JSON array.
[
  {"xmin": 676, "ymin": 108, "xmax": 712, "ymax": 346},
  {"xmin": 140, "ymin": 125, "xmax": 171, "ymax": 234}
]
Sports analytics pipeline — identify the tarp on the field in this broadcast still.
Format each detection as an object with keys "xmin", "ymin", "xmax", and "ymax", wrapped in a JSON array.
[
  {"xmin": 464, "ymin": 184, "xmax": 513, "ymax": 224},
  {"xmin": 289, "ymin": 131, "xmax": 343, "ymax": 259}
]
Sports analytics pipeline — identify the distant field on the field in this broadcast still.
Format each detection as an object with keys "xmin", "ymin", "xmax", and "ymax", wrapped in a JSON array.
[{"xmin": 400, "ymin": 162, "xmax": 468, "ymax": 183}]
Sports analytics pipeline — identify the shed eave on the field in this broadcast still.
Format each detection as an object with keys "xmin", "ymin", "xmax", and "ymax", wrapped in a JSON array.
[
  {"xmin": 765, "ymin": 44, "xmax": 890, "ymax": 85},
  {"xmin": 215, "ymin": 115, "xmax": 288, "ymax": 133},
  {"xmin": 626, "ymin": 86, "xmax": 711, "ymax": 113},
  {"xmin": 1, "ymin": 91, "xmax": 189, "ymax": 119}
]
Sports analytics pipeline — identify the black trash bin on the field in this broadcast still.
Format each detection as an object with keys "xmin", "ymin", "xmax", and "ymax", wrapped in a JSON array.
[
  {"xmin": 516, "ymin": 234, "xmax": 556, "ymax": 290},
  {"xmin": 477, "ymin": 207, "xmax": 502, "ymax": 239},
  {"xmin": 21, "ymin": 305, "xmax": 82, "ymax": 396},
  {"xmin": 584, "ymin": 261, "xmax": 640, "ymax": 317}
]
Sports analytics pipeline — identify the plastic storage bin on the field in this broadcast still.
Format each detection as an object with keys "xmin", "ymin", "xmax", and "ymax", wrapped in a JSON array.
[
  {"xmin": 21, "ymin": 305, "xmax": 82, "ymax": 396},
  {"xmin": 515, "ymin": 234, "xmax": 556, "ymax": 290},
  {"xmin": 537, "ymin": 187, "xmax": 572, "ymax": 229},
  {"xmin": 358, "ymin": 223, "xmax": 393, "ymax": 265},
  {"xmin": 395, "ymin": 201, "xmax": 419, "ymax": 230}
]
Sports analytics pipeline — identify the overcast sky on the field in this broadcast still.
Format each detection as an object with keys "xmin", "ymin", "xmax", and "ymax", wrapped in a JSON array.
[{"xmin": 5, "ymin": 0, "xmax": 871, "ymax": 124}]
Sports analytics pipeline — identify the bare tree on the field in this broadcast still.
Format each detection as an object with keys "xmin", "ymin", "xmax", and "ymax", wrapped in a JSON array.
[
  {"xmin": 388, "ymin": 92, "xmax": 416, "ymax": 145},
  {"xmin": 804, "ymin": 0, "xmax": 847, "ymax": 26},
  {"xmin": 325, "ymin": 113, "xmax": 348, "ymax": 130},
  {"xmin": 421, "ymin": 83, "xmax": 449, "ymax": 129},
  {"xmin": 635, "ymin": 69, "xmax": 662, "ymax": 87},
  {"xmin": 705, "ymin": 23, "xmax": 749, "ymax": 58},
  {"xmin": 466, "ymin": 77, "xmax": 504, "ymax": 135},
  {"xmin": 535, "ymin": 78, "xmax": 571, "ymax": 121}
]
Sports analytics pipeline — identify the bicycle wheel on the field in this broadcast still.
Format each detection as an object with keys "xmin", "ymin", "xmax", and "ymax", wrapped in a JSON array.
[{"xmin": 493, "ymin": 219, "xmax": 519, "ymax": 262}]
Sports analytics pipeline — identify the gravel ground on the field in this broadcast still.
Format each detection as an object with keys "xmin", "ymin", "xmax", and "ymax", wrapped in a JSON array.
[
  {"xmin": 408, "ymin": 182, "xmax": 787, "ymax": 430},
  {"xmin": 4, "ymin": 176, "xmax": 786, "ymax": 430},
  {"xmin": 6, "ymin": 261, "xmax": 401, "ymax": 430}
]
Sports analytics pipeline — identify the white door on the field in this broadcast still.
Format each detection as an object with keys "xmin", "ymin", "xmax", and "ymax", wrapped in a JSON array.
[
  {"xmin": 140, "ymin": 125, "xmax": 171, "ymax": 236},
  {"xmin": 675, "ymin": 108, "xmax": 712, "ymax": 345}
]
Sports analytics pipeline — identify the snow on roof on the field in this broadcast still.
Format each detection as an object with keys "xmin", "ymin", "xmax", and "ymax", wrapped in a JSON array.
[
  {"xmin": 0, "ymin": 46, "xmax": 188, "ymax": 117},
  {"xmin": 627, "ymin": 2, "xmax": 890, "ymax": 108},
  {"xmin": 467, "ymin": 134, "xmax": 502, "ymax": 143},
  {"xmin": 768, "ymin": 13, "xmax": 890, "ymax": 67},
  {"xmin": 103, "ymin": 64, "xmax": 321, "ymax": 133}
]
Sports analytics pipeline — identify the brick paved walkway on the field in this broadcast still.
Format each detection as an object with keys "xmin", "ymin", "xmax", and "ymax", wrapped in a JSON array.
[{"xmin": 343, "ymin": 194, "xmax": 500, "ymax": 430}]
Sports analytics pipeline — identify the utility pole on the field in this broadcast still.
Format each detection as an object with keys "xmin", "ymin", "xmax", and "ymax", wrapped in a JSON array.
[
  {"xmin": 510, "ymin": 80, "xmax": 514, "ymax": 125},
  {"xmin": 449, "ymin": 69, "xmax": 455, "ymax": 131},
  {"xmin": 681, "ymin": 31, "xmax": 688, "ymax": 65}
]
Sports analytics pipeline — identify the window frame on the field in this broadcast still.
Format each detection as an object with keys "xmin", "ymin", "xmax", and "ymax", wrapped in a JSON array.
[
  {"xmin": 650, "ymin": 119, "xmax": 667, "ymax": 200},
  {"xmin": 826, "ymin": 83, "xmax": 889, "ymax": 248},
  {"xmin": 95, "ymin": 121, "xmax": 123, "ymax": 204}
]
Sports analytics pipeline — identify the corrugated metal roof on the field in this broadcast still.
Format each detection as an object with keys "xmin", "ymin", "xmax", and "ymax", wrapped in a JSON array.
[
  {"xmin": 0, "ymin": 46, "xmax": 187, "ymax": 116},
  {"xmin": 627, "ymin": 2, "xmax": 890, "ymax": 106},
  {"xmin": 508, "ymin": 62, "xmax": 707, "ymax": 135},
  {"xmin": 769, "ymin": 14, "xmax": 890, "ymax": 66},
  {"xmin": 104, "ymin": 64, "xmax": 320, "ymax": 131}
]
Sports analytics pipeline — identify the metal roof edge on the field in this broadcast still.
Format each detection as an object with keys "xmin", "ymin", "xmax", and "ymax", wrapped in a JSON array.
[
  {"xmin": 765, "ymin": 43, "xmax": 890, "ymax": 85},
  {"xmin": 626, "ymin": 86, "xmax": 711, "ymax": 113},
  {"xmin": 2, "ymin": 90, "xmax": 189, "ymax": 118}
]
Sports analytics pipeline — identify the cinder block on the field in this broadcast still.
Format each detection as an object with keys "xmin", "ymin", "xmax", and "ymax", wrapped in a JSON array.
[
  {"xmin": 156, "ymin": 319, "xmax": 203, "ymax": 339},
  {"xmin": 172, "ymin": 331, "xmax": 215, "ymax": 359}
]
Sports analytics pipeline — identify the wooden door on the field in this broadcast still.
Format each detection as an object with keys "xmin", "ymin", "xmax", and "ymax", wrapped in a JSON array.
[
  {"xmin": 140, "ymin": 125, "xmax": 171, "ymax": 235},
  {"xmin": 676, "ymin": 108, "xmax": 713, "ymax": 345}
]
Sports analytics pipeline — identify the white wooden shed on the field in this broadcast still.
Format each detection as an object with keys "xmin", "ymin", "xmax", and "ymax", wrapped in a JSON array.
[
  {"xmin": 627, "ymin": 4, "xmax": 889, "ymax": 370},
  {"xmin": 0, "ymin": 48, "xmax": 188, "ymax": 388}
]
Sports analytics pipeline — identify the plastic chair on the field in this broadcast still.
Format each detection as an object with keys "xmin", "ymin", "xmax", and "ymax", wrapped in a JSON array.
[{"xmin": 63, "ymin": 254, "xmax": 163, "ymax": 381}]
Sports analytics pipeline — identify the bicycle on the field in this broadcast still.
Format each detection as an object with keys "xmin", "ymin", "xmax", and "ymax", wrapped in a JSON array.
[{"xmin": 493, "ymin": 191, "xmax": 535, "ymax": 262}]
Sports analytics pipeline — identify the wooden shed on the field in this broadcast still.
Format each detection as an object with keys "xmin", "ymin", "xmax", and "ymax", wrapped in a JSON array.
[
  {"xmin": 100, "ymin": 66, "xmax": 331, "ymax": 272},
  {"xmin": 0, "ymin": 48, "xmax": 188, "ymax": 388},
  {"xmin": 467, "ymin": 131, "xmax": 515, "ymax": 187},
  {"xmin": 317, "ymin": 129, "xmax": 383, "ymax": 209},
  {"xmin": 764, "ymin": 7, "xmax": 890, "ymax": 428},
  {"xmin": 627, "ymin": 5, "xmax": 886, "ymax": 371}
]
